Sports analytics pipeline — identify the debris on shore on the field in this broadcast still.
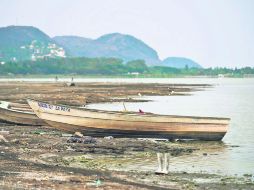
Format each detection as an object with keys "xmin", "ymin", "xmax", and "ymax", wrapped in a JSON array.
[
  {"xmin": 0, "ymin": 81, "xmax": 253, "ymax": 189},
  {"xmin": 0, "ymin": 123, "xmax": 253, "ymax": 189}
]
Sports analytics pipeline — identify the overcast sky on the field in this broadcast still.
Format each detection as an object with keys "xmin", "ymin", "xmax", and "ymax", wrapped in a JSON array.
[{"xmin": 1, "ymin": 0, "xmax": 254, "ymax": 68}]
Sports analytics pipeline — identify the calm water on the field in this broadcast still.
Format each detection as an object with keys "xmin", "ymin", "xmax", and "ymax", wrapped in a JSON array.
[{"xmin": 84, "ymin": 78, "xmax": 254, "ymax": 176}]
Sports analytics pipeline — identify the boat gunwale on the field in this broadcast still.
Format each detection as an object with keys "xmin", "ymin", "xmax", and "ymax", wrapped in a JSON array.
[
  {"xmin": 27, "ymin": 98, "xmax": 231, "ymax": 122},
  {"xmin": 36, "ymin": 111, "xmax": 229, "ymax": 127}
]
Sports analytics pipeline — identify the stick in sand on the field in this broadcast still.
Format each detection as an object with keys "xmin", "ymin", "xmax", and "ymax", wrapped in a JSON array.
[{"xmin": 0, "ymin": 135, "xmax": 8, "ymax": 142}]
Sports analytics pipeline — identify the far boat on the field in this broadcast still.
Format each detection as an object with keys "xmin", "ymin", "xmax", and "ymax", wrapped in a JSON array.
[
  {"xmin": 0, "ymin": 101, "xmax": 46, "ymax": 125},
  {"xmin": 27, "ymin": 99, "xmax": 230, "ymax": 141}
]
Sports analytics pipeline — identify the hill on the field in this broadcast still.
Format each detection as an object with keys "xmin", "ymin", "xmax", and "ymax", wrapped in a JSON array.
[
  {"xmin": 52, "ymin": 36, "xmax": 93, "ymax": 57},
  {"xmin": 0, "ymin": 26, "xmax": 66, "ymax": 62},
  {"xmin": 53, "ymin": 33, "xmax": 160, "ymax": 66},
  {"xmin": 0, "ymin": 25, "xmax": 203, "ymax": 69},
  {"xmin": 162, "ymin": 57, "xmax": 202, "ymax": 68}
]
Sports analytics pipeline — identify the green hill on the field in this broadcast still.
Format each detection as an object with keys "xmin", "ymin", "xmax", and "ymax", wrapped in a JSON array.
[
  {"xmin": 0, "ymin": 26, "xmax": 66, "ymax": 62},
  {"xmin": 53, "ymin": 33, "xmax": 160, "ymax": 66},
  {"xmin": 0, "ymin": 25, "xmax": 203, "ymax": 69}
]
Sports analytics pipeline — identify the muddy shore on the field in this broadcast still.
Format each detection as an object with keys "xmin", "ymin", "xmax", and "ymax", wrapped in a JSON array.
[
  {"xmin": 0, "ymin": 81, "xmax": 210, "ymax": 105},
  {"xmin": 0, "ymin": 81, "xmax": 253, "ymax": 189}
]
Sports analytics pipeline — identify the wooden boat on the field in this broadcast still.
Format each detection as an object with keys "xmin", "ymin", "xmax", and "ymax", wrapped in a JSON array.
[
  {"xmin": 0, "ymin": 101, "xmax": 46, "ymax": 125},
  {"xmin": 27, "ymin": 99, "xmax": 230, "ymax": 141}
]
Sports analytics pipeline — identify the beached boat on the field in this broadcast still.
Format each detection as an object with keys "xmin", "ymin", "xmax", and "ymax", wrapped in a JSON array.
[
  {"xmin": 0, "ymin": 101, "xmax": 46, "ymax": 125},
  {"xmin": 27, "ymin": 99, "xmax": 230, "ymax": 141}
]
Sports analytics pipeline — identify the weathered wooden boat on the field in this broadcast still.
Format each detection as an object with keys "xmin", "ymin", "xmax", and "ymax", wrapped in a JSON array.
[
  {"xmin": 0, "ymin": 101, "xmax": 46, "ymax": 125},
  {"xmin": 27, "ymin": 99, "xmax": 230, "ymax": 141}
]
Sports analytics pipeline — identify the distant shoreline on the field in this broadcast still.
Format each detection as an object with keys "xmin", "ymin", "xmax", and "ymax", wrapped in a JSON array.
[{"xmin": 0, "ymin": 74, "xmax": 252, "ymax": 79}]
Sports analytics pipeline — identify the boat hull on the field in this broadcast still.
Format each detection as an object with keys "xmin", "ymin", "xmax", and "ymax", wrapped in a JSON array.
[
  {"xmin": 45, "ymin": 120, "xmax": 226, "ymax": 141},
  {"xmin": 27, "ymin": 99, "xmax": 230, "ymax": 141},
  {"xmin": 0, "ymin": 101, "xmax": 46, "ymax": 126}
]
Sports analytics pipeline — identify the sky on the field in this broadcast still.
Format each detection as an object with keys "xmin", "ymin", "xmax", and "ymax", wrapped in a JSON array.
[{"xmin": 0, "ymin": 0, "xmax": 254, "ymax": 68}]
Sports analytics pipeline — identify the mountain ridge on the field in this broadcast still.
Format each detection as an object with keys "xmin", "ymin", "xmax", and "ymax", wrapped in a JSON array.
[
  {"xmin": 53, "ymin": 33, "xmax": 161, "ymax": 66},
  {"xmin": 0, "ymin": 25, "xmax": 202, "ymax": 68},
  {"xmin": 162, "ymin": 57, "xmax": 202, "ymax": 68}
]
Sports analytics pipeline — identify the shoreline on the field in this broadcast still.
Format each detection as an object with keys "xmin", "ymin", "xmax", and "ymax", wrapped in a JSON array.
[
  {"xmin": 0, "ymin": 81, "xmax": 253, "ymax": 189},
  {"xmin": 0, "ymin": 75, "xmax": 253, "ymax": 79},
  {"xmin": 1, "ymin": 124, "xmax": 253, "ymax": 189},
  {"xmin": 0, "ymin": 81, "xmax": 211, "ymax": 106}
]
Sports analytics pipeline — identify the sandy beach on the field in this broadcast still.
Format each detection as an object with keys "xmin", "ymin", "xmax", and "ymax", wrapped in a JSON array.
[{"xmin": 0, "ymin": 81, "xmax": 253, "ymax": 189}]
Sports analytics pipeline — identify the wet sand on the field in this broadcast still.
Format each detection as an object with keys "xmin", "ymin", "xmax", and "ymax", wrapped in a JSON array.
[{"xmin": 0, "ymin": 81, "xmax": 253, "ymax": 189}]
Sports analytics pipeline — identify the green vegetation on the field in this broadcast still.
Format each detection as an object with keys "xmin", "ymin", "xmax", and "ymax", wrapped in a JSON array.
[
  {"xmin": 0, "ymin": 57, "xmax": 253, "ymax": 77},
  {"xmin": 0, "ymin": 26, "xmax": 60, "ymax": 62},
  {"xmin": 126, "ymin": 60, "xmax": 148, "ymax": 73}
]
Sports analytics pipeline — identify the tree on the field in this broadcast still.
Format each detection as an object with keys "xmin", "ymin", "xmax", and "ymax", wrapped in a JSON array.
[{"xmin": 126, "ymin": 60, "xmax": 148, "ymax": 73}]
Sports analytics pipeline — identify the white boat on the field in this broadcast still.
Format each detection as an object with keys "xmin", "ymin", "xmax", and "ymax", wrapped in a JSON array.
[
  {"xmin": 27, "ymin": 99, "xmax": 230, "ymax": 141},
  {"xmin": 0, "ymin": 101, "xmax": 45, "ymax": 125}
]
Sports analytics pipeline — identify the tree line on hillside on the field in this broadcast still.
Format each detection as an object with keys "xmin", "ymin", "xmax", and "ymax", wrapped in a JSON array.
[{"xmin": 0, "ymin": 57, "xmax": 253, "ymax": 77}]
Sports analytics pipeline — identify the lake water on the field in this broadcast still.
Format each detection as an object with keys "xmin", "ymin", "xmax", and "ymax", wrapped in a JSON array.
[
  {"xmin": 84, "ymin": 78, "xmax": 254, "ymax": 176},
  {"xmin": 2, "ymin": 77, "xmax": 253, "ymax": 176}
]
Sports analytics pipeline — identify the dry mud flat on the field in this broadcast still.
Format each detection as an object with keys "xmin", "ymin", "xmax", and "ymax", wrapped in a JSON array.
[
  {"xmin": 1, "ymin": 124, "xmax": 253, "ymax": 190},
  {"xmin": 0, "ymin": 81, "xmax": 210, "ymax": 105},
  {"xmin": 0, "ymin": 81, "xmax": 254, "ymax": 189}
]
